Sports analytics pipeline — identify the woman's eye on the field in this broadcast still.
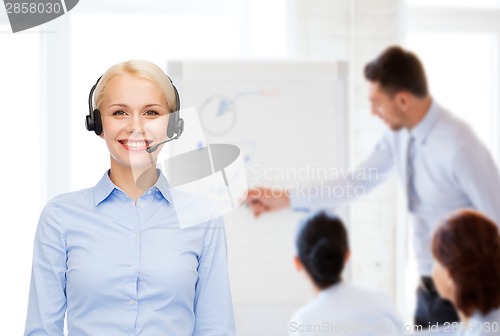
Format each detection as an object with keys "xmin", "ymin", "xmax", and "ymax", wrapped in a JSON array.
[
  {"xmin": 113, "ymin": 110, "xmax": 126, "ymax": 116},
  {"xmin": 144, "ymin": 110, "xmax": 159, "ymax": 116}
]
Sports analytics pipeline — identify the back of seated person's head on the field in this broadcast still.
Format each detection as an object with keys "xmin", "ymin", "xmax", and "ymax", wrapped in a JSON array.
[
  {"xmin": 295, "ymin": 211, "xmax": 349, "ymax": 290},
  {"xmin": 432, "ymin": 209, "xmax": 500, "ymax": 317}
]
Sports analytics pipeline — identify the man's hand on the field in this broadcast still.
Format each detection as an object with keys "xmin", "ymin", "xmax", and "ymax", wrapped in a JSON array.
[{"xmin": 246, "ymin": 187, "xmax": 291, "ymax": 217}]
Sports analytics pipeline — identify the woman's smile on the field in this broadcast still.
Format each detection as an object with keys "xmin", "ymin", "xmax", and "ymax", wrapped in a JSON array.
[{"xmin": 118, "ymin": 139, "xmax": 153, "ymax": 151}]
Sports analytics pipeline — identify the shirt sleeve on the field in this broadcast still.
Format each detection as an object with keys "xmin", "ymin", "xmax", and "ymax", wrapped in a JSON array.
[
  {"xmin": 452, "ymin": 140, "xmax": 500, "ymax": 226},
  {"xmin": 290, "ymin": 132, "xmax": 395, "ymax": 211},
  {"xmin": 25, "ymin": 202, "xmax": 67, "ymax": 336},
  {"xmin": 193, "ymin": 215, "xmax": 236, "ymax": 336}
]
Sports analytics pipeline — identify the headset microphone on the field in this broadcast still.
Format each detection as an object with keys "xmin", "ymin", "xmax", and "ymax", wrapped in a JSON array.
[{"xmin": 146, "ymin": 132, "xmax": 182, "ymax": 153}]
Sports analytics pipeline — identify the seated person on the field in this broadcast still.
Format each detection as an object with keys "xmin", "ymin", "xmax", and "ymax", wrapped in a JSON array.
[
  {"xmin": 431, "ymin": 209, "xmax": 500, "ymax": 335},
  {"xmin": 289, "ymin": 211, "xmax": 403, "ymax": 336}
]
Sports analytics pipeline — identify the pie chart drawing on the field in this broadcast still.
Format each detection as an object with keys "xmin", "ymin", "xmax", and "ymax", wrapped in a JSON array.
[{"xmin": 199, "ymin": 95, "xmax": 237, "ymax": 136}]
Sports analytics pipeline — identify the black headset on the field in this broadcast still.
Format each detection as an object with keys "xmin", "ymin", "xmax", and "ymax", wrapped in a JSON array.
[{"xmin": 85, "ymin": 74, "xmax": 184, "ymax": 140}]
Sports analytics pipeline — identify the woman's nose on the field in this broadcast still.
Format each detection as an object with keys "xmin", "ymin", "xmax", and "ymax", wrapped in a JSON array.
[{"xmin": 127, "ymin": 115, "xmax": 144, "ymax": 134}]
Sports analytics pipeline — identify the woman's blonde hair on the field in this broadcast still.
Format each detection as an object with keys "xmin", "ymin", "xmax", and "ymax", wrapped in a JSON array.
[{"xmin": 93, "ymin": 60, "xmax": 177, "ymax": 112}]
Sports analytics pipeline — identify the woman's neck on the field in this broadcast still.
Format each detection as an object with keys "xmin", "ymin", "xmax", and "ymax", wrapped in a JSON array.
[
  {"xmin": 109, "ymin": 163, "xmax": 158, "ymax": 202},
  {"xmin": 459, "ymin": 310, "xmax": 470, "ymax": 324}
]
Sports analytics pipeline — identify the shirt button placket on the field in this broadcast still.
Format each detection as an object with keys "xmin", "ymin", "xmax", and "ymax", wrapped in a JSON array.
[{"xmin": 129, "ymin": 201, "xmax": 141, "ymax": 318}]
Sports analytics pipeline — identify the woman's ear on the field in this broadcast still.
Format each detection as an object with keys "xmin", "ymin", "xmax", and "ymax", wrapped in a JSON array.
[
  {"xmin": 445, "ymin": 269, "xmax": 455, "ymax": 289},
  {"xmin": 444, "ymin": 269, "xmax": 458, "ymax": 303},
  {"xmin": 344, "ymin": 249, "xmax": 351, "ymax": 265},
  {"xmin": 293, "ymin": 256, "xmax": 303, "ymax": 272}
]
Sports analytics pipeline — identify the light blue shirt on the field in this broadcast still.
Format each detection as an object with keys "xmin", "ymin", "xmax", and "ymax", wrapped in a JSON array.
[
  {"xmin": 462, "ymin": 308, "xmax": 500, "ymax": 335},
  {"xmin": 290, "ymin": 100, "xmax": 500, "ymax": 276},
  {"xmin": 289, "ymin": 282, "xmax": 403, "ymax": 336},
  {"xmin": 25, "ymin": 170, "xmax": 235, "ymax": 335},
  {"xmin": 413, "ymin": 308, "xmax": 500, "ymax": 335}
]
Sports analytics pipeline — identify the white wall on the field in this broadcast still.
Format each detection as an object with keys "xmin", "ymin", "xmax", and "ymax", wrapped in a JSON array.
[{"xmin": 0, "ymin": 24, "xmax": 42, "ymax": 335}]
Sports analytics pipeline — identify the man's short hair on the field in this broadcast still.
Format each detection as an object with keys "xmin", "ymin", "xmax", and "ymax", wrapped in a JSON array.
[{"xmin": 364, "ymin": 45, "xmax": 429, "ymax": 97}]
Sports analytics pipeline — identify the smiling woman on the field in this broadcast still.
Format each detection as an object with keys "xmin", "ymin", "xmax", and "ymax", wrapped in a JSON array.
[
  {"xmin": 24, "ymin": 60, "xmax": 236, "ymax": 336},
  {"xmin": 92, "ymin": 63, "xmax": 176, "ymax": 199}
]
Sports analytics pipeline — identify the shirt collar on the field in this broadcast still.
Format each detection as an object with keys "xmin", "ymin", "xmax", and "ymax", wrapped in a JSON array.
[
  {"xmin": 93, "ymin": 169, "xmax": 173, "ymax": 206},
  {"xmin": 94, "ymin": 170, "xmax": 116, "ymax": 206},
  {"xmin": 408, "ymin": 99, "xmax": 441, "ymax": 145},
  {"xmin": 153, "ymin": 170, "xmax": 173, "ymax": 204},
  {"xmin": 319, "ymin": 281, "xmax": 346, "ymax": 297}
]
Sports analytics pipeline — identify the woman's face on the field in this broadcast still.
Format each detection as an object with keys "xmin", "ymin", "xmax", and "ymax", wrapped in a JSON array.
[
  {"xmin": 432, "ymin": 259, "xmax": 456, "ymax": 303},
  {"xmin": 99, "ymin": 73, "xmax": 169, "ymax": 171}
]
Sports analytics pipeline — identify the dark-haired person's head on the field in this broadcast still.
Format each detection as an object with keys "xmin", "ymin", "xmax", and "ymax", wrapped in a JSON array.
[
  {"xmin": 364, "ymin": 46, "xmax": 430, "ymax": 131},
  {"xmin": 294, "ymin": 211, "xmax": 349, "ymax": 290},
  {"xmin": 431, "ymin": 209, "xmax": 500, "ymax": 318}
]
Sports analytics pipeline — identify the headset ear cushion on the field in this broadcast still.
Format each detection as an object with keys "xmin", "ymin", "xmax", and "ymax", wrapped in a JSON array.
[
  {"xmin": 93, "ymin": 109, "xmax": 103, "ymax": 135},
  {"xmin": 177, "ymin": 118, "xmax": 184, "ymax": 136},
  {"xmin": 167, "ymin": 112, "xmax": 178, "ymax": 138},
  {"xmin": 85, "ymin": 114, "xmax": 95, "ymax": 132}
]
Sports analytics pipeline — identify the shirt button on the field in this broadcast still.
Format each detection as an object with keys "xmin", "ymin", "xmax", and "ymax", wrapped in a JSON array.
[
  {"xmin": 147, "ymin": 190, "xmax": 152, "ymax": 195},
  {"xmin": 131, "ymin": 265, "xmax": 136, "ymax": 272},
  {"xmin": 128, "ymin": 300, "xmax": 135, "ymax": 305},
  {"xmin": 139, "ymin": 203, "xmax": 145, "ymax": 208},
  {"xmin": 131, "ymin": 233, "xmax": 137, "ymax": 239}
]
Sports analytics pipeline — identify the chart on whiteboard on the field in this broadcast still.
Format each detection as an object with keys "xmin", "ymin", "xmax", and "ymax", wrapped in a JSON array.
[{"xmin": 168, "ymin": 60, "xmax": 348, "ymax": 187}]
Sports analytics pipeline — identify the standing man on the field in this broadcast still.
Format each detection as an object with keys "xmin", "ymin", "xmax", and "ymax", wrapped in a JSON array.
[{"xmin": 247, "ymin": 46, "xmax": 500, "ymax": 328}]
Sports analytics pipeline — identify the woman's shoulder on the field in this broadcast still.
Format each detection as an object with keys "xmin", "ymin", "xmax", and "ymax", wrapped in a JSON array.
[
  {"xmin": 43, "ymin": 186, "xmax": 96, "ymax": 212},
  {"xmin": 467, "ymin": 308, "xmax": 500, "ymax": 334},
  {"xmin": 36, "ymin": 187, "xmax": 96, "ymax": 231}
]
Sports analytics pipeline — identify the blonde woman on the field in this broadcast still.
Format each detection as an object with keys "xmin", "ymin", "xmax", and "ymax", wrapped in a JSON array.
[{"xmin": 25, "ymin": 60, "xmax": 235, "ymax": 335}]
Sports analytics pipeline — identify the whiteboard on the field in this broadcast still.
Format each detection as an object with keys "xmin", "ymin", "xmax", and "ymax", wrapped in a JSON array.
[{"xmin": 168, "ymin": 60, "xmax": 348, "ymax": 335}]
